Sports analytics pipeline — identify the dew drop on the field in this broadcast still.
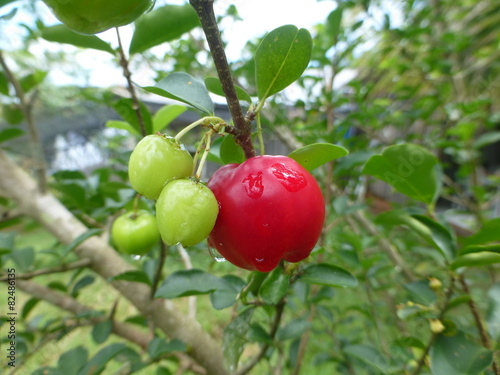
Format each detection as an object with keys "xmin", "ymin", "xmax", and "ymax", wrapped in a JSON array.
[
  {"xmin": 208, "ymin": 245, "xmax": 226, "ymax": 263},
  {"xmin": 255, "ymin": 258, "xmax": 264, "ymax": 263}
]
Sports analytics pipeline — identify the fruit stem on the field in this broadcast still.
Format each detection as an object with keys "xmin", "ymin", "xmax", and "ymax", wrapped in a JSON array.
[
  {"xmin": 195, "ymin": 132, "xmax": 212, "ymax": 179},
  {"xmin": 174, "ymin": 116, "xmax": 222, "ymax": 142}
]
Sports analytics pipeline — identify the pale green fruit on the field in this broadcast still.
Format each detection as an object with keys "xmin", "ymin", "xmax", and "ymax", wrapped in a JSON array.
[
  {"xmin": 156, "ymin": 179, "xmax": 219, "ymax": 247},
  {"xmin": 128, "ymin": 134, "xmax": 193, "ymax": 200},
  {"xmin": 111, "ymin": 210, "xmax": 160, "ymax": 255},
  {"xmin": 42, "ymin": 0, "xmax": 153, "ymax": 35}
]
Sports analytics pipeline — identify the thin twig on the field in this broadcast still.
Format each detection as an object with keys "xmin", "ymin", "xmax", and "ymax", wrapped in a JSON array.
[
  {"xmin": 115, "ymin": 28, "xmax": 147, "ymax": 137},
  {"xmin": 150, "ymin": 241, "xmax": 167, "ymax": 298},
  {"xmin": 189, "ymin": 0, "xmax": 255, "ymax": 158},
  {"xmin": 0, "ymin": 258, "xmax": 92, "ymax": 281}
]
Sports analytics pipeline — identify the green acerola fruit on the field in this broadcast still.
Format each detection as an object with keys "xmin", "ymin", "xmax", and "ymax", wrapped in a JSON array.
[
  {"xmin": 128, "ymin": 134, "xmax": 193, "ymax": 200},
  {"xmin": 111, "ymin": 210, "xmax": 160, "ymax": 255},
  {"xmin": 42, "ymin": 0, "xmax": 154, "ymax": 35},
  {"xmin": 156, "ymin": 178, "xmax": 219, "ymax": 247}
]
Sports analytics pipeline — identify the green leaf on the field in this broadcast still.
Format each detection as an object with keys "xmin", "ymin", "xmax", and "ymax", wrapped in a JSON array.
[
  {"xmin": 430, "ymin": 332, "xmax": 493, "ymax": 375},
  {"xmin": 326, "ymin": 7, "xmax": 344, "ymax": 43},
  {"xmin": 259, "ymin": 268, "xmax": 290, "ymax": 305},
  {"xmin": 207, "ymin": 136, "xmax": 224, "ymax": 164},
  {"xmin": 111, "ymin": 98, "xmax": 153, "ymax": 135},
  {"xmin": 148, "ymin": 338, "xmax": 186, "ymax": 360},
  {"xmin": 473, "ymin": 131, "xmax": 500, "ymax": 149},
  {"xmin": 0, "ymin": 127, "xmax": 23, "ymax": 143},
  {"xmin": 204, "ymin": 76, "xmax": 252, "ymax": 103},
  {"xmin": 210, "ymin": 275, "xmax": 246, "ymax": 310},
  {"xmin": 277, "ymin": 318, "xmax": 311, "ymax": 341},
  {"xmin": 404, "ymin": 280, "xmax": 437, "ymax": 305},
  {"xmin": 2, "ymin": 104, "xmax": 23, "ymax": 124},
  {"xmin": 0, "ymin": 0, "xmax": 18, "ymax": 10},
  {"xmin": 21, "ymin": 297, "xmax": 39, "ymax": 319},
  {"xmin": 72, "ymin": 275, "xmax": 95, "ymax": 296},
  {"xmin": 105, "ymin": 120, "xmax": 140, "ymax": 136},
  {"xmin": 10, "ymin": 247, "xmax": 34, "ymax": 272},
  {"xmin": 344, "ymin": 345, "xmax": 393, "ymax": 373},
  {"xmin": 109, "ymin": 270, "xmax": 152, "ymax": 285},
  {"xmin": 0, "ymin": 71, "xmax": 9, "ymax": 95},
  {"xmin": 63, "ymin": 228, "xmax": 103, "ymax": 255},
  {"xmin": 154, "ymin": 269, "xmax": 225, "ymax": 299},
  {"xmin": 41, "ymin": 24, "xmax": 114, "ymax": 54},
  {"xmin": 376, "ymin": 211, "xmax": 455, "ymax": 261},
  {"xmin": 58, "ymin": 346, "xmax": 88, "ymax": 375},
  {"xmin": 487, "ymin": 282, "xmax": 500, "ymax": 341},
  {"xmin": 460, "ymin": 243, "xmax": 500, "ymax": 255},
  {"xmin": 152, "ymin": 104, "xmax": 187, "ymax": 133},
  {"xmin": 223, "ymin": 308, "xmax": 253, "ymax": 372},
  {"xmin": 462, "ymin": 217, "xmax": 500, "ymax": 247},
  {"xmin": 299, "ymin": 263, "xmax": 358, "ymax": 288},
  {"xmin": 451, "ymin": 252, "xmax": 500, "ymax": 269},
  {"xmin": 130, "ymin": 5, "xmax": 199, "ymax": 54},
  {"xmin": 220, "ymin": 134, "xmax": 245, "ymax": 164},
  {"xmin": 143, "ymin": 72, "xmax": 214, "ymax": 115},
  {"xmin": 91, "ymin": 320, "xmax": 113, "ymax": 344},
  {"xmin": 362, "ymin": 143, "xmax": 441, "ymax": 205},
  {"xmin": 19, "ymin": 70, "xmax": 47, "ymax": 93},
  {"xmin": 255, "ymin": 25, "xmax": 312, "ymax": 100},
  {"xmin": 76, "ymin": 343, "xmax": 127, "ymax": 375},
  {"xmin": 288, "ymin": 143, "xmax": 349, "ymax": 171}
]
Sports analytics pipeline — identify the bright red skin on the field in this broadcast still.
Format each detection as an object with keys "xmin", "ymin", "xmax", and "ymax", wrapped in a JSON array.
[{"xmin": 208, "ymin": 155, "xmax": 325, "ymax": 272}]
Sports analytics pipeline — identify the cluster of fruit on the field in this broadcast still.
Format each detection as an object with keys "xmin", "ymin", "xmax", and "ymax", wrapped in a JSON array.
[{"xmin": 113, "ymin": 132, "xmax": 325, "ymax": 273}]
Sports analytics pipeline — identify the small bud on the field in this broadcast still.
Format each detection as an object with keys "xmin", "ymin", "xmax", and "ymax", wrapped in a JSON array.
[
  {"xmin": 430, "ymin": 319, "xmax": 445, "ymax": 334},
  {"xmin": 429, "ymin": 277, "xmax": 442, "ymax": 292}
]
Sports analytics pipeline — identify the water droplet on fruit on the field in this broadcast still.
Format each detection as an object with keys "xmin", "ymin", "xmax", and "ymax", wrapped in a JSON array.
[
  {"xmin": 271, "ymin": 163, "xmax": 307, "ymax": 192},
  {"xmin": 242, "ymin": 172, "xmax": 264, "ymax": 198},
  {"xmin": 208, "ymin": 245, "xmax": 226, "ymax": 263},
  {"xmin": 255, "ymin": 257, "xmax": 264, "ymax": 263}
]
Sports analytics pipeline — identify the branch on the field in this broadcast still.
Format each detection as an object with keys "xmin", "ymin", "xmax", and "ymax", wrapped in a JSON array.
[
  {"xmin": 15, "ymin": 279, "xmax": 153, "ymax": 349},
  {"xmin": 0, "ymin": 51, "xmax": 48, "ymax": 192},
  {"xmin": 189, "ymin": 0, "xmax": 255, "ymax": 159},
  {"xmin": 0, "ymin": 150, "xmax": 229, "ymax": 375},
  {"xmin": 0, "ymin": 258, "xmax": 92, "ymax": 281}
]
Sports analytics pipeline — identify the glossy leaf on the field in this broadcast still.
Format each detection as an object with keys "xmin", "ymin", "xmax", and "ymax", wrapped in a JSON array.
[
  {"xmin": 58, "ymin": 346, "xmax": 88, "ymax": 375},
  {"xmin": 430, "ymin": 332, "xmax": 493, "ymax": 375},
  {"xmin": 0, "ymin": 71, "xmax": 8, "ymax": 95},
  {"xmin": 288, "ymin": 143, "xmax": 349, "ymax": 171},
  {"xmin": 473, "ymin": 131, "xmax": 500, "ymax": 149},
  {"xmin": 223, "ymin": 308, "xmax": 253, "ymax": 372},
  {"xmin": 155, "ymin": 269, "xmax": 225, "ymax": 299},
  {"xmin": 255, "ymin": 25, "xmax": 312, "ymax": 100},
  {"xmin": 299, "ymin": 263, "xmax": 358, "ymax": 288},
  {"xmin": 326, "ymin": 6, "xmax": 344, "ymax": 43},
  {"xmin": 152, "ymin": 104, "xmax": 186, "ymax": 133},
  {"xmin": 259, "ymin": 267, "xmax": 290, "ymax": 305},
  {"xmin": 63, "ymin": 228, "xmax": 103, "ymax": 256},
  {"xmin": 462, "ymin": 217, "xmax": 500, "ymax": 247},
  {"xmin": 105, "ymin": 120, "xmax": 140, "ymax": 136},
  {"xmin": 2, "ymin": 104, "xmax": 23, "ymax": 124},
  {"xmin": 41, "ymin": 25, "xmax": 114, "ymax": 54},
  {"xmin": 0, "ymin": 127, "xmax": 23, "ymax": 143},
  {"xmin": 210, "ymin": 275, "xmax": 246, "ymax": 310},
  {"xmin": 91, "ymin": 320, "xmax": 112, "ymax": 344},
  {"xmin": 220, "ymin": 134, "xmax": 245, "ymax": 164},
  {"xmin": 460, "ymin": 243, "xmax": 500, "ymax": 255},
  {"xmin": 204, "ymin": 76, "xmax": 252, "ymax": 103},
  {"xmin": 451, "ymin": 252, "xmax": 500, "ymax": 269},
  {"xmin": 109, "ymin": 270, "xmax": 152, "ymax": 285},
  {"xmin": 362, "ymin": 143, "xmax": 441, "ymax": 205},
  {"xmin": 19, "ymin": 70, "xmax": 48, "ymax": 93},
  {"xmin": 76, "ymin": 343, "xmax": 127, "ymax": 375},
  {"xmin": 487, "ymin": 282, "xmax": 500, "ymax": 341},
  {"xmin": 112, "ymin": 98, "xmax": 153, "ymax": 135},
  {"xmin": 130, "ymin": 5, "xmax": 199, "ymax": 54},
  {"xmin": 143, "ymin": 72, "xmax": 214, "ymax": 115}
]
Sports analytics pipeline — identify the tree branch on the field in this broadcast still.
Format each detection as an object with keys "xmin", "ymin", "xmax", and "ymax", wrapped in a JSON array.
[
  {"xmin": 0, "ymin": 258, "xmax": 92, "ymax": 281},
  {"xmin": 0, "ymin": 150, "xmax": 229, "ymax": 375},
  {"xmin": 189, "ymin": 0, "xmax": 255, "ymax": 159}
]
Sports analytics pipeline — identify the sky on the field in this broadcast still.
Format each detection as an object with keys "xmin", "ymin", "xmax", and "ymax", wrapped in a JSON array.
[{"xmin": 1, "ymin": 0, "xmax": 338, "ymax": 88}]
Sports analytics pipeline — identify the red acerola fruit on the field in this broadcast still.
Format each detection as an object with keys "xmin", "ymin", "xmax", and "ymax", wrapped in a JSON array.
[{"xmin": 207, "ymin": 155, "xmax": 325, "ymax": 272}]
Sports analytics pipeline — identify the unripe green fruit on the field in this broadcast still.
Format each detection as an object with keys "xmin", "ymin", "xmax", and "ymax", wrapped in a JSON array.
[
  {"xmin": 42, "ymin": 0, "xmax": 153, "ymax": 35},
  {"xmin": 111, "ymin": 210, "xmax": 160, "ymax": 255},
  {"xmin": 128, "ymin": 134, "xmax": 193, "ymax": 200},
  {"xmin": 156, "ymin": 179, "xmax": 219, "ymax": 247}
]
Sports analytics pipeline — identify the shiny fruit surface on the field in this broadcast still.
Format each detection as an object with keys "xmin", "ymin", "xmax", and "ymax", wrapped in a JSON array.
[
  {"xmin": 208, "ymin": 155, "xmax": 325, "ymax": 272},
  {"xmin": 42, "ymin": 0, "xmax": 153, "ymax": 35},
  {"xmin": 111, "ymin": 210, "xmax": 160, "ymax": 255},
  {"xmin": 156, "ymin": 178, "xmax": 219, "ymax": 247},
  {"xmin": 128, "ymin": 134, "xmax": 193, "ymax": 200}
]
